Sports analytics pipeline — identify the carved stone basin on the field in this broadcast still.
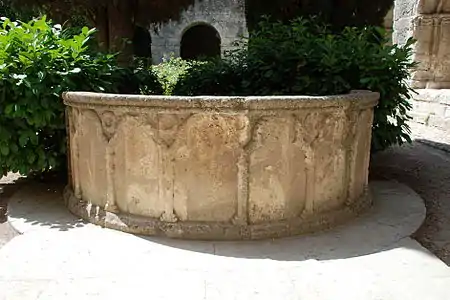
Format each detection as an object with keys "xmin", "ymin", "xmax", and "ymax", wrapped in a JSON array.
[{"xmin": 63, "ymin": 91, "xmax": 379, "ymax": 240}]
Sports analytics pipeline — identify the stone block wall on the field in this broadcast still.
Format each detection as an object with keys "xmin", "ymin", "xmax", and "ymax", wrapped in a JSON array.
[
  {"xmin": 149, "ymin": 0, "xmax": 247, "ymax": 63},
  {"xmin": 392, "ymin": 0, "xmax": 450, "ymax": 132},
  {"xmin": 411, "ymin": 90, "xmax": 450, "ymax": 130}
]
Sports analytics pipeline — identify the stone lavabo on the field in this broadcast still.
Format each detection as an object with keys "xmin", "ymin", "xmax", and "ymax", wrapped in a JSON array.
[{"xmin": 63, "ymin": 91, "xmax": 379, "ymax": 240}]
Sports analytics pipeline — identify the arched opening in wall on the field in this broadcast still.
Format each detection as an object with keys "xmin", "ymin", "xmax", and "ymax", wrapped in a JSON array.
[
  {"xmin": 180, "ymin": 24, "xmax": 221, "ymax": 60},
  {"xmin": 133, "ymin": 25, "xmax": 152, "ymax": 65}
]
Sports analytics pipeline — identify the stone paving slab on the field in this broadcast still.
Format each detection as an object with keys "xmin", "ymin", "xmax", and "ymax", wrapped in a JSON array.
[
  {"xmin": 0, "ymin": 181, "xmax": 449, "ymax": 300},
  {"xmin": 0, "ymin": 223, "xmax": 18, "ymax": 249},
  {"xmin": 371, "ymin": 137, "xmax": 450, "ymax": 265}
]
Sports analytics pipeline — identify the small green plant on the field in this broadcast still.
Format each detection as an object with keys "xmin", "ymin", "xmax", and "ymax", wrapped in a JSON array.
[
  {"xmin": 0, "ymin": 16, "xmax": 162, "ymax": 176},
  {"xmin": 174, "ymin": 18, "xmax": 416, "ymax": 152},
  {"xmin": 152, "ymin": 55, "xmax": 205, "ymax": 95}
]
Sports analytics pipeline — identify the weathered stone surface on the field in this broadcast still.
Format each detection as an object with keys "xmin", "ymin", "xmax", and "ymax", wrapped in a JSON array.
[
  {"xmin": 63, "ymin": 91, "xmax": 379, "ymax": 240},
  {"xmin": 392, "ymin": 1, "xmax": 450, "ymax": 133},
  {"xmin": 394, "ymin": 0, "xmax": 450, "ymax": 89},
  {"xmin": 150, "ymin": 0, "xmax": 247, "ymax": 63},
  {"xmin": 410, "ymin": 89, "xmax": 450, "ymax": 131}
]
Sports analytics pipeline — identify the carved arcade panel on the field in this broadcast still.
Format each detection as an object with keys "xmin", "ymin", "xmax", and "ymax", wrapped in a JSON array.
[
  {"xmin": 395, "ymin": 0, "xmax": 450, "ymax": 88},
  {"xmin": 64, "ymin": 90, "xmax": 378, "ymax": 241}
]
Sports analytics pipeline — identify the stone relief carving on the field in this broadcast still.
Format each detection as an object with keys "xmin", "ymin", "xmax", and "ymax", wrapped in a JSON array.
[
  {"xmin": 342, "ymin": 108, "xmax": 360, "ymax": 206},
  {"xmin": 94, "ymin": 110, "xmax": 123, "ymax": 213},
  {"xmin": 68, "ymin": 107, "xmax": 82, "ymax": 200},
  {"xmin": 172, "ymin": 113, "xmax": 250, "ymax": 223},
  {"xmin": 99, "ymin": 110, "xmax": 121, "ymax": 142},
  {"xmin": 145, "ymin": 113, "xmax": 193, "ymax": 148},
  {"xmin": 143, "ymin": 113, "xmax": 194, "ymax": 223},
  {"xmin": 418, "ymin": 0, "xmax": 450, "ymax": 14},
  {"xmin": 233, "ymin": 114, "xmax": 253, "ymax": 225},
  {"xmin": 396, "ymin": 0, "xmax": 450, "ymax": 88},
  {"xmin": 63, "ymin": 91, "xmax": 378, "ymax": 240},
  {"xmin": 186, "ymin": 114, "xmax": 245, "ymax": 161},
  {"xmin": 246, "ymin": 114, "xmax": 309, "ymax": 222},
  {"xmin": 292, "ymin": 112, "xmax": 321, "ymax": 215},
  {"xmin": 291, "ymin": 109, "xmax": 348, "ymax": 214}
]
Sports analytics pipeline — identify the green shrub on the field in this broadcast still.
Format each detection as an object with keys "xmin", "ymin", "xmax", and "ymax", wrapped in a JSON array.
[
  {"xmin": 174, "ymin": 18, "xmax": 416, "ymax": 152},
  {"xmin": 119, "ymin": 58, "xmax": 163, "ymax": 95},
  {"xmin": 0, "ymin": 16, "xmax": 161, "ymax": 176},
  {"xmin": 0, "ymin": 1, "xmax": 38, "ymax": 22},
  {"xmin": 152, "ymin": 55, "xmax": 205, "ymax": 95}
]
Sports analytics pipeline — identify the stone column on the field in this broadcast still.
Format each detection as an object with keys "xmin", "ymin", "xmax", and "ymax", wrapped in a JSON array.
[
  {"xmin": 393, "ymin": 0, "xmax": 450, "ymax": 131},
  {"xmin": 394, "ymin": 0, "xmax": 450, "ymax": 89}
]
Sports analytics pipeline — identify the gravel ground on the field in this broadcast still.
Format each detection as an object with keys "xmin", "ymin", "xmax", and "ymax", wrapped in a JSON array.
[{"xmin": 1, "ymin": 123, "xmax": 450, "ymax": 265}]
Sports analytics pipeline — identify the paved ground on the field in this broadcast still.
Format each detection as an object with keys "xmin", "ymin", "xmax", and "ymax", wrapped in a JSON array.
[
  {"xmin": 1, "ymin": 122, "xmax": 450, "ymax": 298},
  {"xmin": 0, "ymin": 223, "xmax": 17, "ymax": 249},
  {"xmin": 371, "ymin": 123, "xmax": 450, "ymax": 265},
  {"xmin": 0, "ymin": 173, "xmax": 21, "ymax": 248},
  {"xmin": 3, "ymin": 180, "xmax": 449, "ymax": 300},
  {"xmin": 2, "ymin": 123, "xmax": 450, "ymax": 261},
  {"xmin": 0, "ymin": 172, "xmax": 64, "ymax": 249}
]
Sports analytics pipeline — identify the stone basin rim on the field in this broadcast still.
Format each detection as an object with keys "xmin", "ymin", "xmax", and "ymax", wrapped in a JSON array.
[
  {"xmin": 63, "ymin": 89, "xmax": 379, "ymax": 240},
  {"xmin": 63, "ymin": 91, "xmax": 379, "ymax": 110}
]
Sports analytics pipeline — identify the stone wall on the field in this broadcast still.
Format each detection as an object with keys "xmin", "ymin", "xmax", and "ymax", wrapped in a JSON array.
[
  {"xmin": 392, "ymin": 0, "xmax": 450, "ymax": 132},
  {"xmin": 149, "ymin": 0, "xmax": 247, "ymax": 63},
  {"xmin": 394, "ymin": 0, "xmax": 450, "ymax": 89},
  {"xmin": 411, "ymin": 89, "xmax": 450, "ymax": 129}
]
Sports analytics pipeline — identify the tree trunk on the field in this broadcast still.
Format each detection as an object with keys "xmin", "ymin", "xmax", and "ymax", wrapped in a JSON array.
[
  {"xmin": 108, "ymin": 0, "xmax": 135, "ymax": 66},
  {"xmin": 94, "ymin": 6, "xmax": 110, "ymax": 52}
]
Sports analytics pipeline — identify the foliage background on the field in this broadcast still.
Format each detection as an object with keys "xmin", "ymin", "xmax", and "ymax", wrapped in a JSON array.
[
  {"xmin": 0, "ymin": 4, "xmax": 415, "ymax": 176},
  {"xmin": 4, "ymin": 0, "xmax": 394, "ymax": 64},
  {"xmin": 173, "ymin": 18, "xmax": 416, "ymax": 152},
  {"xmin": 0, "ymin": 17, "xmax": 161, "ymax": 176}
]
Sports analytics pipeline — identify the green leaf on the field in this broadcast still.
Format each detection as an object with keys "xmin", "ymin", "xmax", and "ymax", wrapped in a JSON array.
[
  {"xmin": 4, "ymin": 104, "xmax": 14, "ymax": 115},
  {"xmin": 19, "ymin": 135, "xmax": 28, "ymax": 147},
  {"xmin": 0, "ymin": 145, "xmax": 9, "ymax": 156},
  {"xmin": 27, "ymin": 152, "xmax": 36, "ymax": 164},
  {"xmin": 10, "ymin": 143, "xmax": 18, "ymax": 153}
]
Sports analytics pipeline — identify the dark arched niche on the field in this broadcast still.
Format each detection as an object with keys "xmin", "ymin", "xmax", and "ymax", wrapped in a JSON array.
[
  {"xmin": 133, "ymin": 26, "xmax": 152, "ymax": 60},
  {"xmin": 180, "ymin": 24, "xmax": 221, "ymax": 60}
]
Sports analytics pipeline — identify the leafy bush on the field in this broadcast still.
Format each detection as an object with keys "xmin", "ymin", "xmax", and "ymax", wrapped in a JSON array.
[
  {"xmin": 0, "ymin": 16, "xmax": 161, "ymax": 176},
  {"xmin": 0, "ymin": 1, "xmax": 38, "ymax": 22},
  {"xmin": 152, "ymin": 55, "xmax": 205, "ymax": 95},
  {"xmin": 174, "ymin": 18, "xmax": 416, "ymax": 152},
  {"xmin": 118, "ymin": 58, "xmax": 163, "ymax": 95}
]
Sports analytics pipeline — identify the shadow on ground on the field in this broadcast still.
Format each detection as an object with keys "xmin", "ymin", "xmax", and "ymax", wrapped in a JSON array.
[
  {"xmin": 6, "ymin": 179, "xmax": 86, "ymax": 232},
  {"xmin": 0, "ymin": 174, "xmax": 27, "ymax": 223},
  {"xmin": 415, "ymin": 139, "xmax": 450, "ymax": 153},
  {"xmin": 370, "ymin": 139, "xmax": 450, "ymax": 265},
  {"xmin": 132, "ymin": 180, "xmax": 426, "ymax": 262},
  {"xmin": 137, "ymin": 231, "xmax": 431, "ymax": 263},
  {"xmin": 6, "ymin": 178, "xmax": 426, "ymax": 262}
]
